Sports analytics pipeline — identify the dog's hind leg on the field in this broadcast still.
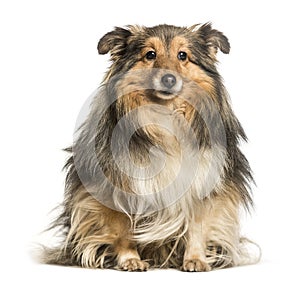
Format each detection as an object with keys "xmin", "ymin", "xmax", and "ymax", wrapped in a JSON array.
[{"xmin": 65, "ymin": 187, "xmax": 149, "ymax": 270}]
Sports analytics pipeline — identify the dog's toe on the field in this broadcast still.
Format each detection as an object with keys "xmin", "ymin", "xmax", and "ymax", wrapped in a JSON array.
[
  {"xmin": 119, "ymin": 258, "xmax": 149, "ymax": 271},
  {"xmin": 182, "ymin": 259, "xmax": 211, "ymax": 272}
]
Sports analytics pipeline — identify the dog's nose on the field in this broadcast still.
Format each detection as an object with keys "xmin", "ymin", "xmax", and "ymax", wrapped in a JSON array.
[{"xmin": 161, "ymin": 74, "xmax": 176, "ymax": 89}]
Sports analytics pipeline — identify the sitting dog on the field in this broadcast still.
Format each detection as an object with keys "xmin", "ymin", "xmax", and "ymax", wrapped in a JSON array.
[{"xmin": 43, "ymin": 23, "xmax": 259, "ymax": 272}]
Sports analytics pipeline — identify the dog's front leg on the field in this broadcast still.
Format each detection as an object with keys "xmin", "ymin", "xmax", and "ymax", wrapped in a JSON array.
[
  {"xmin": 182, "ymin": 216, "xmax": 211, "ymax": 272},
  {"xmin": 115, "ymin": 239, "xmax": 149, "ymax": 271}
]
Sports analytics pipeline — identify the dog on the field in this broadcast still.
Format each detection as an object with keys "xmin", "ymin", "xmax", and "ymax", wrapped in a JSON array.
[{"xmin": 43, "ymin": 23, "xmax": 260, "ymax": 271}]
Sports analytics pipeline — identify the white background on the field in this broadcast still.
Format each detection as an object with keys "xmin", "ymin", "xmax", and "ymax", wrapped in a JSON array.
[{"xmin": 1, "ymin": 0, "xmax": 299, "ymax": 280}]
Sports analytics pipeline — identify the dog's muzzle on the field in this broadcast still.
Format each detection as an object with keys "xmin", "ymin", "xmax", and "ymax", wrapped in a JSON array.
[{"xmin": 152, "ymin": 70, "xmax": 183, "ymax": 98}]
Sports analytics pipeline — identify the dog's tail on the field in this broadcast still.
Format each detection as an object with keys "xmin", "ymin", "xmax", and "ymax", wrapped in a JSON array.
[
  {"xmin": 206, "ymin": 237, "xmax": 261, "ymax": 269},
  {"xmin": 32, "ymin": 245, "xmax": 75, "ymax": 266},
  {"xmin": 236, "ymin": 237, "xmax": 262, "ymax": 266}
]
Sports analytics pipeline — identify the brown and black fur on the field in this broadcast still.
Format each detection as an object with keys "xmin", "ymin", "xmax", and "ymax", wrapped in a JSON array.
[{"xmin": 42, "ymin": 23, "xmax": 259, "ymax": 271}]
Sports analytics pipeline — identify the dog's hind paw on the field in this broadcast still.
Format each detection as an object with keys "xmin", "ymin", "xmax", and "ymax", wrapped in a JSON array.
[
  {"xmin": 182, "ymin": 259, "xmax": 211, "ymax": 272},
  {"xmin": 118, "ymin": 258, "xmax": 149, "ymax": 271}
]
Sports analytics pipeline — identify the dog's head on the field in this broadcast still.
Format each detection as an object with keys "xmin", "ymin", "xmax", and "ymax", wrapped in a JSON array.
[
  {"xmin": 96, "ymin": 24, "xmax": 230, "ymax": 147},
  {"xmin": 98, "ymin": 23, "xmax": 229, "ymax": 99}
]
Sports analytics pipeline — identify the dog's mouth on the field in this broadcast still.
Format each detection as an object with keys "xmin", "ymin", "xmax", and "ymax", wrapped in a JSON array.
[
  {"xmin": 151, "ymin": 90, "xmax": 180, "ymax": 101},
  {"xmin": 160, "ymin": 90, "xmax": 174, "ymax": 95}
]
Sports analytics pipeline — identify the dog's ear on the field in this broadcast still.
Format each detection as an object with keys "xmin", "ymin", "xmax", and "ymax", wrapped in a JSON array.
[
  {"xmin": 190, "ymin": 23, "xmax": 230, "ymax": 56},
  {"xmin": 97, "ymin": 27, "xmax": 132, "ymax": 56}
]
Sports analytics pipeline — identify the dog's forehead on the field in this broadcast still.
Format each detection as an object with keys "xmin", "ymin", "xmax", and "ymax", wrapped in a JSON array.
[
  {"xmin": 143, "ymin": 36, "xmax": 190, "ymax": 56},
  {"xmin": 136, "ymin": 25, "xmax": 190, "ymax": 53},
  {"xmin": 143, "ymin": 25, "xmax": 188, "ymax": 46}
]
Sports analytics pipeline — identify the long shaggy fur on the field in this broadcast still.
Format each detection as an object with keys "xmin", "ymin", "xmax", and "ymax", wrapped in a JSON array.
[{"xmin": 42, "ymin": 23, "xmax": 260, "ymax": 271}]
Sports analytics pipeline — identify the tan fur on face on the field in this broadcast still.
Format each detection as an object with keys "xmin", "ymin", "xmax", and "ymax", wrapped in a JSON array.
[
  {"xmin": 170, "ymin": 37, "xmax": 215, "ymax": 93},
  {"xmin": 142, "ymin": 36, "xmax": 215, "ymax": 95},
  {"xmin": 115, "ymin": 35, "xmax": 217, "ymax": 127}
]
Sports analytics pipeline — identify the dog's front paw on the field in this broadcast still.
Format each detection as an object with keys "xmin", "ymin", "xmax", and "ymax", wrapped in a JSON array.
[
  {"xmin": 119, "ymin": 258, "xmax": 149, "ymax": 271},
  {"xmin": 182, "ymin": 259, "xmax": 211, "ymax": 272}
]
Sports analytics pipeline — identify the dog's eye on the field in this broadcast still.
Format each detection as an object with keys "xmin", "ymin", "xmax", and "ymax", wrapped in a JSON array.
[
  {"xmin": 178, "ymin": 51, "xmax": 187, "ymax": 61},
  {"xmin": 145, "ymin": 51, "xmax": 156, "ymax": 60}
]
